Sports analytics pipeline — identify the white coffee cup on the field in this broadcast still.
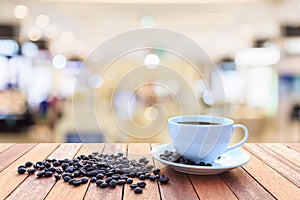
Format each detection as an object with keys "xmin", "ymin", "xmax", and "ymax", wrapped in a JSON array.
[{"xmin": 168, "ymin": 115, "xmax": 249, "ymax": 163}]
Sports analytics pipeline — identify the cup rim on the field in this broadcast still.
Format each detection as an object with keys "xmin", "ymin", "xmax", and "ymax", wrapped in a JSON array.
[{"xmin": 168, "ymin": 115, "xmax": 233, "ymax": 126}]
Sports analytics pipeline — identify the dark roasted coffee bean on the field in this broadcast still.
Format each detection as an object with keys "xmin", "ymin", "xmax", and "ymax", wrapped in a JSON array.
[
  {"xmin": 198, "ymin": 162, "xmax": 205, "ymax": 166},
  {"xmin": 130, "ymin": 183, "xmax": 137, "ymax": 189},
  {"xmin": 80, "ymin": 177, "xmax": 89, "ymax": 184},
  {"xmin": 105, "ymin": 177, "xmax": 113, "ymax": 183},
  {"xmin": 139, "ymin": 175, "xmax": 146, "ymax": 180},
  {"xmin": 36, "ymin": 161, "xmax": 43, "ymax": 165},
  {"xmin": 62, "ymin": 173, "xmax": 72, "ymax": 177},
  {"xmin": 51, "ymin": 159, "xmax": 57, "ymax": 163},
  {"xmin": 65, "ymin": 167, "xmax": 75, "ymax": 173},
  {"xmin": 109, "ymin": 180, "xmax": 117, "ymax": 188},
  {"xmin": 48, "ymin": 167, "xmax": 56, "ymax": 172},
  {"xmin": 100, "ymin": 182, "xmax": 108, "ymax": 188},
  {"xmin": 106, "ymin": 171, "xmax": 114, "ymax": 177},
  {"xmin": 80, "ymin": 169, "xmax": 87, "ymax": 176},
  {"xmin": 18, "ymin": 165, "xmax": 26, "ymax": 169},
  {"xmin": 117, "ymin": 179, "xmax": 126, "ymax": 185},
  {"xmin": 37, "ymin": 171, "xmax": 45, "ymax": 178},
  {"xmin": 112, "ymin": 174, "xmax": 120, "ymax": 180},
  {"xmin": 126, "ymin": 178, "xmax": 133, "ymax": 184},
  {"xmin": 90, "ymin": 177, "xmax": 97, "ymax": 183},
  {"xmin": 25, "ymin": 161, "xmax": 33, "ymax": 168},
  {"xmin": 73, "ymin": 170, "xmax": 81, "ymax": 177},
  {"xmin": 61, "ymin": 163, "xmax": 69, "ymax": 169},
  {"xmin": 96, "ymin": 180, "xmax": 103, "ymax": 186},
  {"xmin": 136, "ymin": 172, "xmax": 143, "ymax": 178},
  {"xmin": 69, "ymin": 179, "xmax": 75, "ymax": 185},
  {"xmin": 114, "ymin": 168, "xmax": 122, "ymax": 174},
  {"xmin": 149, "ymin": 175, "xmax": 157, "ymax": 181},
  {"xmin": 17, "ymin": 167, "xmax": 26, "ymax": 174},
  {"xmin": 56, "ymin": 168, "xmax": 62, "ymax": 174},
  {"xmin": 96, "ymin": 173, "xmax": 104, "ymax": 179},
  {"xmin": 120, "ymin": 175, "xmax": 128, "ymax": 180},
  {"xmin": 144, "ymin": 173, "xmax": 151, "ymax": 178},
  {"xmin": 63, "ymin": 176, "xmax": 71, "ymax": 182},
  {"xmin": 128, "ymin": 172, "xmax": 135, "ymax": 178},
  {"xmin": 153, "ymin": 168, "xmax": 161, "ymax": 175},
  {"xmin": 53, "ymin": 161, "xmax": 61, "ymax": 167},
  {"xmin": 158, "ymin": 175, "xmax": 169, "ymax": 184},
  {"xmin": 27, "ymin": 168, "xmax": 36, "ymax": 174},
  {"xmin": 38, "ymin": 166, "xmax": 45, "ymax": 170},
  {"xmin": 73, "ymin": 180, "xmax": 81, "ymax": 186},
  {"xmin": 54, "ymin": 174, "xmax": 61, "ymax": 181},
  {"xmin": 134, "ymin": 187, "xmax": 143, "ymax": 194},
  {"xmin": 137, "ymin": 181, "xmax": 146, "ymax": 188},
  {"xmin": 45, "ymin": 171, "xmax": 53, "ymax": 177},
  {"xmin": 44, "ymin": 162, "xmax": 51, "ymax": 168},
  {"xmin": 206, "ymin": 163, "xmax": 212, "ymax": 167}
]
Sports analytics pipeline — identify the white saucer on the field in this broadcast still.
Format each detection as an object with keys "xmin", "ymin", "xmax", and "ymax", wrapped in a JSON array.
[{"xmin": 151, "ymin": 144, "xmax": 250, "ymax": 175}]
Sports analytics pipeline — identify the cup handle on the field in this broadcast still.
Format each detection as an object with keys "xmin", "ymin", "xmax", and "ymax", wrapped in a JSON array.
[{"xmin": 224, "ymin": 124, "xmax": 249, "ymax": 153}]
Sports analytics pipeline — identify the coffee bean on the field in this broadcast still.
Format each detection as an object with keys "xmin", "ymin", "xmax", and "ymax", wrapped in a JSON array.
[
  {"xmin": 73, "ymin": 171, "xmax": 81, "ymax": 177},
  {"xmin": 105, "ymin": 177, "xmax": 113, "ymax": 183},
  {"xmin": 27, "ymin": 168, "xmax": 36, "ymax": 174},
  {"xmin": 109, "ymin": 180, "xmax": 117, "ymax": 188},
  {"xmin": 117, "ymin": 179, "xmax": 126, "ymax": 185},
  {"xmin": 54, "ymin": 174, "xmax": 61, "ymax": 181},
  {"xmin": 96, "ymin": 173, "xmax": 104, "ymax": 179},
  {"xmin": 96, "ymin": 180, "xmax": 103, "ymax": 186},
  {"xmin": 137, "ymin": 181, "xmax": 146, "ymax": 188},
  {"xmin": 100, "ymin": 182, "xmax": 108, "ymax": 188},
  {"xmin": 53, "ymin": 161, "xmax": 61, "ymax": 167},
  {"xmin": 126, "ymin": 178, "xmax": 133, "ymax": 184},
  {"xmin": 153, "ymin": 168, "xmax": 161, "ymax": 175},
  {"xmin": 73, "ymin": 180, "xmax": 81, "ymax": 186},
  {"xmin": 35, "ymin": 171, "xmax": 44, "ymax": 178},
  {"xmin": 130, "ymin": 184, "xmax": 137, "ymax": 189},
  {"xmin": 134, "ymin": 187, "xmax": 143, "ymax": 194},
  {"xmin": 139, "ymin": 175, "xmax": 146, "ymax": 180},
  {"xmin": 17, "ymin": 168, "xmax": 26, "ymax": 174},
  {"xmin": 128, "ymin": 172, "xmax": 135, "ymax": 178},
  {"xmin": 80, "ymin": 177, "xmax": 89, "ymax": 184},
  {"xmin": 149, "ymin": 175, "xmax": 157, "ymax": 181},
  {"xmin": 112, "ymin": 174, "xmax": 120, "ymax": 180},
  {"xmin": 44, "ymin": 162, "xmax": 51, "ymax": 168},
  {"xmin": 69, "ymin": 179, "xmax": 75, "ymax": 185},
  {"xmin": 90, "ymin": 177, "xmax": 97, "ymax": 183},
  {"xmin": 158, "ymin": 175, "xmax": 169, "ymax": 184},
  {"xmin": 25, "ymin": 161, "xmax": 33, "ymax": 167},
  {"xmin": 63, "ymin": 176, "xmax": 71, "ymax": 182},
  {"xmin": 45, "ymin": 171, "xmax": 53, "ymax": 177}
]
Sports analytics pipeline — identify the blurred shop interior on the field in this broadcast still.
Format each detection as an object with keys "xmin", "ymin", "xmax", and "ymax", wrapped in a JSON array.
[{"xmin": 0, "ymin": 0, "xmax": 300, "ymax": 143}]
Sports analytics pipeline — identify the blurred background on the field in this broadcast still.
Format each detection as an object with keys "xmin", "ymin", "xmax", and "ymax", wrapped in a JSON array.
[{"xmin": 0, "ymin": 0, "xmax": 299, "ymax": 143}]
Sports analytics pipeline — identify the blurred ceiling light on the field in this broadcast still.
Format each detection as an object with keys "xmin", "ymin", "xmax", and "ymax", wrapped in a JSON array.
[
  {"xmin": 21, "ymin": 42, "xmax": 38, "ymax": 58},
  {"xmin": 140, "ymin": 16, "xmax": 154, "ymax": 28},
  {"xmin": 35, "ymin": 14, "xmax": 50, "ymax": 29},
  {"xmin": 88, "ymin": 73, "xmax": 103, "ymax": 88},
  {"xmin": 52, "ymin": 54, "xmax": 67, "ymax": 69},
  {"xmin": 60, "ymin": 31, "xmax": 74, "ymax": 45},
  {"xmin": 28, "ymin": 27, "xmax": 42, "ymax": 41},
  {"xmin": 235, "ymin": 48, "xmax": 281, "ymax": 67},
  {"xmin": 13, "ymin": 5, "xmax": 28, "ymax": 19},
  {"xmin": 144, "ymin": 53, "xmax": 159, "ymax": 69},
  {"xmin": 45, "ymin": 24, "xmax": 59, "ymax": 38}
]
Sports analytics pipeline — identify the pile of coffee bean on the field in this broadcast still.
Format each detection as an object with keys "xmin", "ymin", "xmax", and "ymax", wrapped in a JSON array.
[
  {"xmin": 17, "ymin": 152, "xmax": 169, "ymax": 194},
  {"xmin": 159, "ymin": 150, "xmax": 213, "ymax": 166}
]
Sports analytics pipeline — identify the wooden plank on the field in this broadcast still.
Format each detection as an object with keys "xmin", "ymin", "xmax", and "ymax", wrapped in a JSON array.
[
  {"xmin": 151, "ymin": 143, "xmax": 199, "ymax": 200},
  {"xmin": 0, "ymin": 143, "xmax": 59, "ymax": 199},
  {"xmin": 285, "ymin": 143, "xmax": 300, "ymax": 153},
  {"xmin": 189, "ymin": 175, "xmax": 237, "ymax": 200},
  {"xmin": 123, "ymin": 143, "xmax": 160, "ymax": 200},
  {"xmin": 0, "ymin": 143, "xmax": 36, "ymax": 172},
  {"xmin": 244, "ymin": 143, "xmax": 300, "ymax": 187},
  {"xmin": 0, "ymin": 143, "xmax": 14, "ymax": 154},
  {"xmin": 84, "ymin": 143, "xmax": 127, "ymax": 200},
  {"xmin": 263, "ymin": 143, "xmax": 300, "ymax": 167},
  {"xmin": 242, "ymin": 147, "xmax": 300, "ymax": 200},
  {"xmin": 6, "ymin": 143, "xmax": 82, "ymax": 200},
  {"xmin": 220, "ymin": 168, "xmax": 275, "ymax": 200},
  {"xmin": 45, "ymin": 144, "xmax": 105, "ymax": 200}
]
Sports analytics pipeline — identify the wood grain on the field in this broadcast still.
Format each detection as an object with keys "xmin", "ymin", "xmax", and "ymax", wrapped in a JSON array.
[
  {"xmin": 151, "ymin": 144, "xmax": 199, "ymax": 200},
  {"xmin": 0, "ymin": 143, "xmax": 14, "ymax": 154},
  {"xmin": 242, "ymin": 147, "xmax": 300, "ymax": 200},
  {"xmin": 84, "ymin": 143, "xmax": 127, "ymax": 200},
  {"xmin": 244, "ymin": 143, "xmax": 300, "ymax": 187},
  {"xmin": 0, "ymin": 143, "xmax": 59, "ymax": 199},
  {"xmin": 6, "ymin": 143, "xmax": 82, "ymax": 200},
  {"xmin": 45, "ymin": 144, "xmax": 105, "ymax": 200},
  {"xmin": 189, "ymin": 175, "xmax": 237, "ymax": 200},
  {"xmin": 0, "ymin": 143, "xmax": 36, "ymax": 172},
  {"xmin": 123, "ymin": 143, "xmax": 160, "ymax": 200},
  {"xmin": 220, "ymin": 168, "xmax": 275, "ymax": 200},
  {"xmin": 262, "ymin": 143, "xmax": 300, "ymax": 167},
  {"xmin": 285, "ymin": 143, "xmax": 300, "ymax": 154}
]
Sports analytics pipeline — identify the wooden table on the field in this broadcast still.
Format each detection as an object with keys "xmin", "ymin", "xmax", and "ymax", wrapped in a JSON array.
[{"xmin": 0, "ymin": 143, "xmax": 299, "ymax": 199}]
